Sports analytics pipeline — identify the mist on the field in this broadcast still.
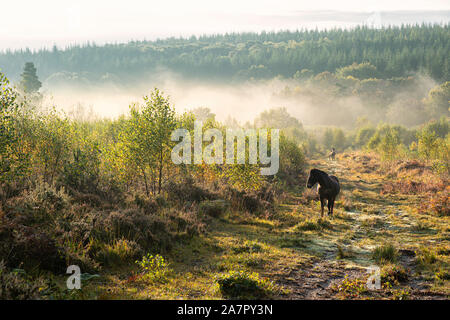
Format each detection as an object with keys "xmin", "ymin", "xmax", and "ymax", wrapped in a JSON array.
[
  {"xmin": 42, "ymin": 76, "xmax": 299, "ymax": 122},
  {"xmin": 41, "ymin": 72, "xmax": 437, "ymax": 129}
]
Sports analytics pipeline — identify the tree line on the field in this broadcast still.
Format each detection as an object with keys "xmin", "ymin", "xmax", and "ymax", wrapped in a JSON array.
[{"xmin": 0, "ymin": 24, "xmax": 449, "ymax": 85}]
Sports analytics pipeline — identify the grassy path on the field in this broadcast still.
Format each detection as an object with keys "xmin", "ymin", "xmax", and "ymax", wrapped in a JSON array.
[{"xmin": 95, "ymin": 152, "xmax": 449, "ymax": 300}]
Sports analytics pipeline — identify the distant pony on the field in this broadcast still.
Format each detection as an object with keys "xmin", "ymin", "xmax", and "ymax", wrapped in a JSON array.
[
  {"xmin": 328, "ymin": 147, "xmax": 336, "ymax": 160},
  {"xmin": 306, "ymin": 168, "xmax": 340, "ymax": 217}
]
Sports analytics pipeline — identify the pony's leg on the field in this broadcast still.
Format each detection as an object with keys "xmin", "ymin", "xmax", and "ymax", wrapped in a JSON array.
[
  {"xmin": 327, "ymin": 199, "xmax": 332, "ymax": 215},
  {"xmin": 320, "ymin": 197, "xmax": 325, "ymax": 217},
  {"xmin": 330, "ymin": 197, "xmax": 335, "ymax": 216}
]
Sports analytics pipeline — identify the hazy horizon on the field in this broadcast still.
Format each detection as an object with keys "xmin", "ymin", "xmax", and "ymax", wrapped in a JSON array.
[
  {"xmin": 2, "ymin": 3, "xmax": 448, "ymax": 126},
  {"xmin": 1, "ymin": 7, "xmax": 450, "ymax": 51}
]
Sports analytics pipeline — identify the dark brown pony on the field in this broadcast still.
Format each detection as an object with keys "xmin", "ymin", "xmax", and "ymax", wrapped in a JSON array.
[
  {"xmin": 328, "ymin": 147, "xmax": 336, "ymax": 160},
  {"xmin": 306, "ymin": 168, "xmax": 340, "ymax": 216}
]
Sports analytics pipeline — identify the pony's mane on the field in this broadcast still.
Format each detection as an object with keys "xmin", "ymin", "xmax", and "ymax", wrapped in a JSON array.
[
  {"xmin": 311, "ymin": 168, "xmax": 328, "ymax": 176},
  {"xmin": 310, "ymin": 168, "xmax": 332, "ymax": 189}
]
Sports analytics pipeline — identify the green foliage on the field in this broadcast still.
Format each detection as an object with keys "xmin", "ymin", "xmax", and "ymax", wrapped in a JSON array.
[
  {"xmin": 0, "ymin": 72, "xmax": 20, "ymax": 110},
  {"xmin": 97, "ymin": 239, "xmax": 142, "ymax": 267},
  {"xmin": 372, "ymin": 244, "xmax": 398, "ymax": 264},
  {"xmin": 0, "ymin": 72, "xmax": 29, "ymax": 185},
  {"xmin": 412, "ymin": 118, "xmax": 449, "ymax": 173},
  {"xmin": 122, "ymin": 88, "xmax": 176, "ymax": 195},
  {"xmin": 378, "ymin": 128, "xmax": 401, "ymax": 161},
  {"xmin": 216, "ymin": 270, "xmax": 277, "ymax": 299},
  {"xmin": 23, "ymin": 178, "xmax": 70, "ymax": 213},
  {"xmin": 34, "ymin": 109, "xmax": 72, "ymax": 184},
  {"xmin": 231, "ymin": 240, "xmax": 263, "ymax": 254},
  {"xmin": 416, "ymin": 127, "xmax": 440, "ymax": 160},
  {"xmin": 322, "ymin": 128, "xmax": 334, "ymax": 150},
  {"xmin": 336, "ymin": 62, "xmax": 378, "ymax": 80},
  {"xmin": 277, "ymin": 134, "xmax": 306, "ymax": 186},
  {"xmin": 135, "ymin": 253, "xmax": 172, "ymax": 283},
  {"xmin": 381, "ymin": 264, "xmax": 409, "ymax": 285},
  {"xmin": 424, "ymin": 82, "xmax": 450, "ymax": 118},
  {"xmin": 0, "ymin": 261, "xmax": 44, "ymax": 299},
  {"xmin": 19, "ymin": 62, "xmax": 41, "ymax": 94},
  {"xmin": 254, "ymin": 107, "xmax": 302, "ymax": 129},
  {"xmin": 62, "ymin": 139, "xmax": 101, "ymax": 194},
  {"xmin": 390, "ymin": 288, "xmax": 410, "ymax": 300},
  {"xmin": 293, "ymin": 69, "xmax": 313, "ymax": 80},
  {"xmin": 322, "ymin": 127, "xmax": 347, "ymax": 151},
  {"xmin": 354, "ymin": 126, "xmax": 376, "ymax": 148},
  {"xmin": 334, "ymin": 275, "xmax": 367, "ymax": 298},
  {"xmin": 1, "ymin": 25, "xmax": 449, "ymax": 83},
  {"xmin": 415, "ymin": 247, "xmax": 438, "ymax": 271},
  {"xmin": 191, "ymin": 107, "xmax": 215, "ymax": 122},
  {"xmin": 434, "ymin": 269, "xmax": 450, "ymax": 281},
  {"xmin": 332, "ymin": 128, "xmax": 346, "ymax": 150},
  {"xmin": 295, "ymin": 218, "xmax": 332, "ymax": 231},
  {"xmin": 199, "ymin": 200, "xmax": 229, "ymax": 218},
  {"xmin": 421, "ymin": 117, "xmax": 449, "ymax": 138},
  {"xmin": 365, "ymin": 124, "xmax": 417, "ymax": 160}
]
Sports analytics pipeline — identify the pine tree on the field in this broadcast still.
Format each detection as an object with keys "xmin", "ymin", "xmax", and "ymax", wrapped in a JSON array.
[{"xmin": 19, "ymin": 62, "xmax": 41, "ymax": 94}]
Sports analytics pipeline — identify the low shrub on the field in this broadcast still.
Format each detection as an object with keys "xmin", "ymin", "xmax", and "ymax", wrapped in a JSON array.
[
  {"xmin": 166, "ymin": 178, "xmax": 215, "ymax": 204},
  {"xmin": 225, "ymin": 185, "xmax": 274, "ymax": 214},
  {"xmin": 91, "ymin": 206, "xmax": 206, "ymax": 254},
  {"xmin": 70, "ymin": 191, "xmax": 103, "ymax": 208},
  {"xmin": 25, "ymin": 180, "xmax": 71, "ymax": 212},
  {"xmin": 134, "ymin": 194, "xmax": 159, "ymax": 214},
  {"xmin": 65, "ymin": 249, "xmax": 100, "ymax": 274},
  {"xmin": 199, "ymin": 200, "xmax": 229, "ymax": 218},
  {"xmin": 216, "ymin": 270, "xmax": 277, "ymax": 299},
  {"xmin": 381, "ymin": 264, "xmax": 409, "ymax": 285},
  {"xmin": 381, "ymin": 178, "xmax": 445, "ymax": 195},
  {"xmin": 135, "ymin": 253, "xmax": 172, "ymax": 283},
  {"xmin": 299, "ymin": 187, "xmax": 318, "ymax": 205},
  {"xmin": 424, "ymin": 187, "xmax": 449, "ymax": 216},
  {"xmin": 91, "ymin": 209, "xmax": 172, "ymax": 251},
  {"xmin": 0, "ymin": 220, "xmax": 65, "ymax": 272},
  {"xmin": 5, "ymin": 181, "xmax": 70, "ymax": 226},
  {"xmin": 333, "ymin": 275, "xmax": 367, "ymax": 298},
  {"xmin": 0, "ymin": 262, "xmax": 44, "ymax": 300},
  {"xmin": 166, "ymin": 209, "xmax": 206, "ymax": 237}
]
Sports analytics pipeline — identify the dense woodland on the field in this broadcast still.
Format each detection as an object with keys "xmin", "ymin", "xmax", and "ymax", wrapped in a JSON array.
[{"xmin": 0, "ymin": 24, "xmax": 449, "ymax": 85}]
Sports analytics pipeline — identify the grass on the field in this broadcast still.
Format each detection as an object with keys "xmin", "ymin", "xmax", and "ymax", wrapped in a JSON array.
[
  {"xmin": 231, "ymin": 240, "xmax": 263, "ymax": 254},
  {"xmin": 415, "ymin": 247, "xmax": 438, "ymax": 271},
  {"xmin": 51, "ymin": 151, "xmax": 449, "ymax": 300},
  {"xmin": 336, "ymin": 245, "xmax": 354, "ymax": 260},
  {"xmin": 96, "ymin": 239, "xmax": 142, "ymax": 267},
  {"xmin": 372, "ymin": 244, "xmax": 398, "ymax": 264},
  {"xmin": 295, "ymin": 218, "xmax": 333, "ymax": 231}
]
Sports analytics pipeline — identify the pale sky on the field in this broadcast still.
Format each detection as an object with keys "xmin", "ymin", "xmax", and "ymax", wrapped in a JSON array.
[{"xmin": 1, "ymin": 0, "xmax": 449, "ymax": 50}]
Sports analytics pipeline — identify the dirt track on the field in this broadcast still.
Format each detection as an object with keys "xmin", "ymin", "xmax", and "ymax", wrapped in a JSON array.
[{"xmin": 270, "ymin": 155, "xmax": 449, "ymax": 299}]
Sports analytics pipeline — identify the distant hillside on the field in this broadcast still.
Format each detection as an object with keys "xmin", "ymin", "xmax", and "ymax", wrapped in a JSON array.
[{"xmin": 0, "ymin": 24, "xmax": 449, "ymax": 86}]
